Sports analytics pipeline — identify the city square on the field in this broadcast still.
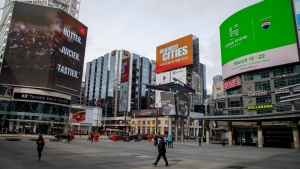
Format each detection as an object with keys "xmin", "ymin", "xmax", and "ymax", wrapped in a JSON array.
[{"xmin": 0, "ymin": 134, "xmax": 299, "ymax": 169}]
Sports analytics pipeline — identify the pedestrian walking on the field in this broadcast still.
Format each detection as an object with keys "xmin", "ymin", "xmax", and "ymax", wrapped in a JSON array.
[
  {"xmin": 221, "ymin": 136, "xmax": 226, "ymax": 147},
  {"xmin": 167, "ymin": 135, "xmax": 172, "ymax": 148},
  {"xmin": 164, "ymin": 135, "xmax": 167, "ymax": 147},
  {"xmin": 151, "ymin": 136, "xmax": 169, "ymax": 167},
  {"xmin": 36, "ymin": 134, "xmax": 45, "ymax": 162},
  {"xmin": 90, "ymin": 132, "xmax": 93, "ymax": 143},
  {"xmin": 171, "ymin": 133, "xmax": 175, "ymax": 148},
  {"xmin": 87, "ymin": 133, "xmax": 91, "ymax": 141},
  {"xmin": 65, "ymin": 133, "xmax": 70, "ymax": 144},
  {"xmin": 198, "ymin": 135, "xmax": 202, "ymax": 146},
  {"xmin": 153, "ymin": 135, "xmax": 158, "ymax": 147}
]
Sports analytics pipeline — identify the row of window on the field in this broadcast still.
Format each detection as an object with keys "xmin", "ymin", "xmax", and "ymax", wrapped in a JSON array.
[{"xmin": 243, "ymin": 64, "xmax": 300, "ymax": 81}]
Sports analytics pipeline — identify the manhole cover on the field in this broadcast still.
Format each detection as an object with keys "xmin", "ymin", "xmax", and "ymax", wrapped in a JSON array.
[
  {"xmin": 169, "ymin": 159, "xmax": 183, "ymax": 162},
  {"xmin": 226, "ymin": 166, "xmax": 245, "ymax": 169}
]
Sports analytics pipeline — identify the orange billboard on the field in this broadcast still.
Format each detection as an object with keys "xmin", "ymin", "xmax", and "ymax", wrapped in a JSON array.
[{"xmin": 156, "ymin": 34, "xmax": 193, "ymax": 73}]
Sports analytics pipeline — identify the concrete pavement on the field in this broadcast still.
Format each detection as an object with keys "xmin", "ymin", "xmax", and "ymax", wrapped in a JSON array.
[{"xmin": 0, "ymin": 134, "xmax": 299, "ymax": 169}]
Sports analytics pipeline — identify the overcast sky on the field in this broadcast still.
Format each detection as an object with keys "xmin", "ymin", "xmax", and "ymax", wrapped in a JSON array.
[
  {"xmin": 0, "ymin": 0, "xmax": 261, "ymax": 94},
  {"xmin": 78, "ymin": 0, "xmax": 261, "ymax": 94}
]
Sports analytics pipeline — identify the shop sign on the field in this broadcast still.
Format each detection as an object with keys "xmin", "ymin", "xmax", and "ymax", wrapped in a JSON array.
[
  {"xmin": 224, "ymin": 107, "xmax": 244, "ymax": 110},
  {"xmin": 224, "ymin": 76, "xmax": 241, "ymax": 90},
  {"xmin": 247, "ymin": 104, "xmax": 274, "ymax": 110},
  {"xmin": 248, "ymin": 90, "xmax": 268, "ymax": 97},
  {"xmin": 275, "ymin": 86, "xmax": 300, "ymax": 94},
  {"xmin": 275, "ymin": 73, "xmax": 300, "ymax": 79}
]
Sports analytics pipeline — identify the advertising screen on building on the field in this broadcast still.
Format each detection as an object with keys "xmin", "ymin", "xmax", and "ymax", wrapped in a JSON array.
[
  {"xmin": 155, "ymin": 71, "xmax": 171, "ymax": 108},
  {"xmin": 294, "ymin": 0, "xmax": 300, "ymax": 46},
  {"xmin": 178, "ymin": 92, "xmax": 189, "ymax": 116},
  {"xmin": 220, "ymin": 0, "xmax": 299, "ymax": 79},
  {"xmin": 131, "ymin": 109, "xmax": 163, "ymax": 117},
  {"xmin": 121, "ymin": 57, "xmax": 130, "ymax": 82},
  {"xmin": 223, "ymin": 76, "xmax": 241, "ymax": 90},
  {"xmin": 161, "ymin": 91, "xmax": 176, "ymax": 116},
  {"xmin": 0, "ymin": 2, "xmax": 88, "ymax": 95},
  {"xmin": 171, "ymin": 67, "xmax": 187, "ymax": 84},
  {"xmin": 70, "ymin": 108, "xmax": 86, "ymax": 123},
  {"xmin": 156, "ymin": 34, "xmax": 193, "ymax": 73}
]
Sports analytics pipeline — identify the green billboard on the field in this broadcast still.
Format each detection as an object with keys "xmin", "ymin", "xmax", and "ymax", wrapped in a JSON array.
[{"xmin": 220, "ymin": 0, "xmax": 299, "ymax": 79}]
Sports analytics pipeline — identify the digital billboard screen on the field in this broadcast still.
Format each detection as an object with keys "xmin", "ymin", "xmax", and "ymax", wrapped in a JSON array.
[
  {"xmin": 156, "ymin": 34, "xmax": 193, "ymax": 73},
  {"xmin": 178, "ymin": 92, "xmax": 189, "ymax": 116},
  {"xmin": 0, "ymin": 2, "xmax": 88, "ymax": 95},
  {"xmin": 131, "ymin": 109, "xmax": 163, "ymax": 117},
  {"xmin": 161, "ymin": 91, "xmax": 176, "ymax": 116},
  {"xmin": 121, "ymin": 57, "xmax": 130, "ymax": 82},
  {"xmin": 220, "ymin": 0, "xmax": 299, "ymax": 79},
  {"xmin": 70, "ymin": 108, "xmax": 86, "ymax": 123}
]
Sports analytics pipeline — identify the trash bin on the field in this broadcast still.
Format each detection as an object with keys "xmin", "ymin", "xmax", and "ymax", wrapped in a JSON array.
[
  {"xmin": 112, "ymin": 136, "xmax": 117, "ymax": 142},
  {"xmin": 148, "ymin": 136, "xmax": 152, "ymax": 141},
  {"xmin": 94, "ymin": 136, "xmax": 99, "ymax": 142}
]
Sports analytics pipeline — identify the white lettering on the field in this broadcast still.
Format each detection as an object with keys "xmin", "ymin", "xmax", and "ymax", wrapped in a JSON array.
[
  {"xmin": 63, "ymin": 28, "xmax": 82, "ymax": 44},
  {"xmin": 57, "ymin": 64, "xmax": 78, "ymax": 78},
  {"xmin": 59, "ymin": 46, "xmax": 80, "ymax": 61}
]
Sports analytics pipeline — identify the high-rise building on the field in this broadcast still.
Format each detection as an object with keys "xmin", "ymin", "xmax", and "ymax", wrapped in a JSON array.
[
  {"xmin": 212, "ymin": 75, "xmax": 222, "ymax": 86},
  {"xmin": 84, "ymin": 50, "xmax": 156, "ymax": 130},
  {"xmin": 196, "ymin": 63, "xmax": 206, "ymax": 103}
]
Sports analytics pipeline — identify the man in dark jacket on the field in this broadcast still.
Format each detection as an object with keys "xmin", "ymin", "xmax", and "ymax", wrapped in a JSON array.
[{"xmin": 152, "ymin": 136, "xmax": 169, "ymax": 167}]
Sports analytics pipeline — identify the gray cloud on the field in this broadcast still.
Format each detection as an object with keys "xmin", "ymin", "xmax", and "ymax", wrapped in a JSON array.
[{"xmin": 0, "ymin": 0, "xmax": 261, "ymax": 94}]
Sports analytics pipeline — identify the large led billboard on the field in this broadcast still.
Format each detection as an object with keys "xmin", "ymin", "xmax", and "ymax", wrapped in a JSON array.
[
  {"xmin": 220, "ymin": 0, "xmax": 299, "ymax": 79},
  {"xmin": 0, "ymin": 2, "xmax": 87, "ymax": 95},
  {"xmin": 121, "ymin": 57, "xmax": 130, "ymax": 82},
  {"xmin": 156, "ymin": 34, "xmax": 193, "ymax": 73}
]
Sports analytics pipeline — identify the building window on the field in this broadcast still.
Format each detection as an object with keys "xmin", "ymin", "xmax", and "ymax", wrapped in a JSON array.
[
  {"xmin": 142, "ymin": 121, "xmax": 145, "ymax": 125},
  {"xmin": 275, "ymin": 93, "xmax": 290, "ymax": 103},
  {"xmin": 165, "ymin": 120, "xmax": 168, "ymax": 125},
  {"xmin": 255, "ymin": 81, "xmax": 270, "ymax": 91},
  {"xmin": 228, "ymin": 97, "xmax": 243, "ymax": 107},
  {"xmin": 228, "ymin": 110, "xmax": 243, "ymax": 115},
  {"xmin": 217, "ymin": 102, "xmax": 225, "ymax": 109},
  {"xmin": 147, "ymin": 121, "xmax": 150, "ymax": 125},
  {"xmin": 257, "ymin": 109, "xmax": 273, "ymax": 114},
  {"xmin": 256, "ymin": 94, "xmax": 272, "ymax": 105},
  {"xmin": 244, "ymin": 70, "xmax": 269, "ymax": 81},
  {"xmin": 276, "ymin": 105, "xmax": 291, "ymax": 112},
  {"xmin": 158, "ymin": 120, "xmax": 161, "ymax": 124},
  {"xmin": 226, "ymin": 87, "xmax": 242, "ymax": 95}
]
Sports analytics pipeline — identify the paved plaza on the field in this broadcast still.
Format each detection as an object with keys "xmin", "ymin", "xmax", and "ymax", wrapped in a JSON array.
[{"xmin": 0, "ymin": 134, "xmax": 299, "ymax": 169}]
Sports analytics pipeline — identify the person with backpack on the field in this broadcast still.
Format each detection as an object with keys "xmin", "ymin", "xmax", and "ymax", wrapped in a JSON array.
[{"xmin": 167, "ymin": 135, "xmax": 172, "ymax": 148}]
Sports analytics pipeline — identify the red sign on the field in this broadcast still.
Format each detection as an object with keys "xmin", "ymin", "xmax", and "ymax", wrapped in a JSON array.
[
  {"xmin": 224, "ymin": 76, "xmax": 240, "ymax": 90},
  {"xmin": 124, "ymin": 50, "xmax": 129, "ymax": 56},
  {"xmin": 121, "ymin": 57, "xmax": 130, "ymax": 82},
  {"xmin": 111, "ymin": 50, "xmax": 116, "ymax": 56}
]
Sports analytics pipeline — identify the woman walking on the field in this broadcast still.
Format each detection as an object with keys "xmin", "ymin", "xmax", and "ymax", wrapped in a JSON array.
[{"xmin": 36, "ymin": 134, "xmax": 45, "ymax": 162}]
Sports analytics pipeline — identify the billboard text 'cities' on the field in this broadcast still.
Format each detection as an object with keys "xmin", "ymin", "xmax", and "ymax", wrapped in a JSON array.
[{"xmin": 156, "ymin": 35, "xmax": 193, "ymax": 73}]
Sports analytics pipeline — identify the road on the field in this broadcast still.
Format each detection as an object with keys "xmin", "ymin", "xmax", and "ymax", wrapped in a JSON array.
[{"xmin": 0, "ymin": 134, "xmax": 299, "ymax": 169}]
